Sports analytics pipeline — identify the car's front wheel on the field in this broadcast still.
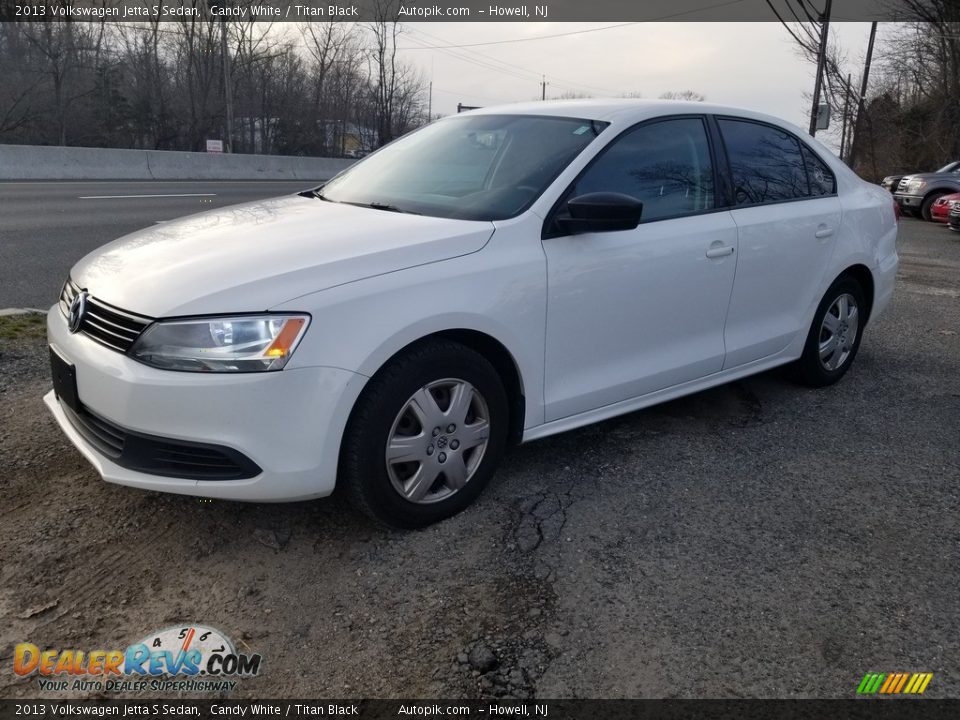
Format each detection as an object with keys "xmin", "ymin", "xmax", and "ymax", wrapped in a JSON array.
[
  {"xmin": 339, "ymin": 339, "xmax": 509, "ymax": 528},
  {"xmin": 921, "ymin": 192, "xmax": 948, "ymax": 221},
  {"xmin": 794, "ymin": 276, "xmax": 867, "ymax": 387}
]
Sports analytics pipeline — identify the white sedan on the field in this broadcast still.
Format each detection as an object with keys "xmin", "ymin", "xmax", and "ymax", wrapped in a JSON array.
[{"xmin": 45, "ymin": 100, "xmax": 899, "ymax": 527}]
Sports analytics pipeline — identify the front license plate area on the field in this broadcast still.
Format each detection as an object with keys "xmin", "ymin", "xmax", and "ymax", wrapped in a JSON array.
[{"xmin": 50, "ymin": 347, "xmax": 80, "ymax": 413}]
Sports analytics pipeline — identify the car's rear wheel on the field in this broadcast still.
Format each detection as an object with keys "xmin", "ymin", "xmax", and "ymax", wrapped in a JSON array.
[
  {"xmin": 794, "ymin": 276, "xmax": 866, "ymax": 388},
  {"xmin": 339, "ymin": 339, "xmax": 508, "ymax": 528},
  {"xmin": 921, "ymin": 192, "xmax": 947, "ymax": 221}
]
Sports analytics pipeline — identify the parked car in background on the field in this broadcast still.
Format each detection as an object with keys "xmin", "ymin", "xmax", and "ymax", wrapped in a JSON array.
[
  {"xmin": 881, "ymin": 162, "xmax": 960, "ymax": 194},
  {"xmin": 881, "ymin": 174, "xmax": 905, "ymax": 192},
  {"xmin": 893, "ymin": 161, "xmax": 960, "ymax": 219},
  {"xmin": 45, "ymin": 100, "xmax": 899, "ymax": 527},
  {"xmin": 931, "ymin": 192, "xmax": 960, "ymax": 223},
  {"xmin": 949, "ymin": 200, "xmax": 960, "ymax": 232}
]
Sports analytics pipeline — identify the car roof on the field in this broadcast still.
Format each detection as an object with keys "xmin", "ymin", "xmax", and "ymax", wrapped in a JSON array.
[
  {"xmin": 454, "ymin": 98, "xmax": 833, "ymax": 163},
  {"xmin": 460, "ymin": 98, "xmax": 793, "ymax": 127}
]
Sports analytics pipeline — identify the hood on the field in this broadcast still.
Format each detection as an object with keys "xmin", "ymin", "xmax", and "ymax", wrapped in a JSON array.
[
  {"xmin": 71, "ymin": 195, "xmax": 494, "ymax": 317},
  {"xmin": 901, "ymin": 171, "xmax": 960, "ymax": 183}
]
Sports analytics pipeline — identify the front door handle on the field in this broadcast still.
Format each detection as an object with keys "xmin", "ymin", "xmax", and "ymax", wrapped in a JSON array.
[
  {"xmin": 815, "ymin": 225, "xmax": 835, "ymax": 239},
  {"xmin": 705, "ymin": 245, "xmax": 735, "ymax": 259}
]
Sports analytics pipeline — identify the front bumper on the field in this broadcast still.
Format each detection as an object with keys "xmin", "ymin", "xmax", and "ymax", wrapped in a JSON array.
[
  {"xmin": 46, "ymin": 306, "xmax": 366, "ymax": 501},
  {"xmin": 892, "ymin": 192, "xmax": 922, "ymax": 210},
  {"xmin": 931, "ymin": 206, "xmax": 950, "ymax": 223}
]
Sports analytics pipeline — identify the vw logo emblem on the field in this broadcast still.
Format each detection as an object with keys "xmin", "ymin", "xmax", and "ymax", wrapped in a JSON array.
[{"xmin": 68, "ymin": 291, "xmax": 88, "ymax": 334}]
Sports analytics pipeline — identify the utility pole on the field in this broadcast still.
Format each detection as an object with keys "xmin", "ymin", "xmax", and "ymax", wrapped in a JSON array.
[
  {"xmin": 541, "ymin": 75, "xmax": 547, "ymax": 100},
  {"xmin": 221, "ymin": 17, "xmax": 234, "ymax": 153},
  {"xmin": 847, "ymin": 21, "xmax": 877, "ymax": 169},
  {"xmin": 840, "ymin": 73, "xmax": 851, "ymax": 162},
  {"xmin": 808, "ymin": 0, "xmax": 833, "ymax": 136}
]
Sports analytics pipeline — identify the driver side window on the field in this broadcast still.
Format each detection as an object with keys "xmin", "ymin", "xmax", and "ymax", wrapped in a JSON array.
[{"xmin": 571, "ymin": 117, "xmax": 716, "ymax": 223}]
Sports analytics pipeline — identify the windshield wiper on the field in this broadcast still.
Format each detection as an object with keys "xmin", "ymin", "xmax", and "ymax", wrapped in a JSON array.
[
  {"xmin": 345, "ymin": 201, "xmax": 421, "ymax": 215},
  {"xmin": 301, "ymin": 188, "xmax": 334, "ymax": 201}
]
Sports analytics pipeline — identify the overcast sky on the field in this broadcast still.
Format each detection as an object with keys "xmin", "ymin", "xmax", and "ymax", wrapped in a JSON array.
[{"xmin": 393, "ymin": 22, "xmax": 878, "ymax": 150}]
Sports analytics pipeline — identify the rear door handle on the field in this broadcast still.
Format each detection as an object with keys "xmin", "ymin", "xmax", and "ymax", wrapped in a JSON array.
[
  {"xmin": 705, "ymin": 245, "xmax": 735, "ymax": 258},
  {"xmin": 815, "ymin": 226, "xmax": 835, "ymax": 239}
]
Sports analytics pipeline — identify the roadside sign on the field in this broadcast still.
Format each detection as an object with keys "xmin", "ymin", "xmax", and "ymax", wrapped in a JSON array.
[{"xmin": 206, "ymin": 139, "xmax": 224, "ymax": 153}]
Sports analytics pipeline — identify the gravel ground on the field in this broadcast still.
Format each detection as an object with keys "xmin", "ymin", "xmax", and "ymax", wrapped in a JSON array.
[{"xmin": 1, "ymin": 218, "xmax": 958, "ymax": 700}]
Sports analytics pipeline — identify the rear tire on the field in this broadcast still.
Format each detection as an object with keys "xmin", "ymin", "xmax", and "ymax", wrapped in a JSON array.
[
  {"xmin": 339, "ymin": 339, "xmax": 509, "ymax": 528},
  {"xmin": 793, "ymin": 276, "xmax": 866, "ymax": 388}
]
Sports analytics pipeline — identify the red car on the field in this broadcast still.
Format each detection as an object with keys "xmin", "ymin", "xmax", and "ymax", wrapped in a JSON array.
[{"xmin": 931, "ymin": 192, "xmax": 960, "ymax": 222}]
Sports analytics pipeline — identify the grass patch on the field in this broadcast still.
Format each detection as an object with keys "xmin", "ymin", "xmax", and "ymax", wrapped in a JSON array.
[{"xmin": 0, "ymin": 313, "xmax": 47, "ymax": 341}]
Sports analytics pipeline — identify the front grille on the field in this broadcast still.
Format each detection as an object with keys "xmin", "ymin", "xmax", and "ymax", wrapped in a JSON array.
[
  {"xmin": 61, "ymin": 401, "xmax": 261, "ymax": 481},
  {"xmin": 60, "ymin": 279, "xmax": 152, "ymax": 353}
]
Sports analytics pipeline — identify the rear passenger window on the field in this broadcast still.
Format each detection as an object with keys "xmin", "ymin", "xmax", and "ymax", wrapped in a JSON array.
[
  {"xmin": 719, "ymin": 119, "xmax": 810, "ymax": 205},
  {"xmin": 571, "ymin": 117, "xmax": 715, "ymax": 223},
  {"xmin": 801, "ymin": 144, "xmax": 836, "ymax": 196}
]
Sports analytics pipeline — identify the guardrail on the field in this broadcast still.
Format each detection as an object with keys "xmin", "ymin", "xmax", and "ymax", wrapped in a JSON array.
[{"xmin": 0, "ymin": 144, "xmax": 354, "ymax": 181}]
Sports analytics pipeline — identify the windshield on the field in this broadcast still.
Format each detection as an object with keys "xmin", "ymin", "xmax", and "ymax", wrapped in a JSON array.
[
  {"xmin": 935, "ymin": 161, "xmax": 960, "ymax": 173},
  {"xmin": 318, "ymin": 114, "xmax": 608, "ymax": 221}
]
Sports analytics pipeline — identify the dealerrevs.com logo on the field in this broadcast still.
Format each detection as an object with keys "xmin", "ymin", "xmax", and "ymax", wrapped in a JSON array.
[{"xmin": 14, "ymin": 624, "xmax": 262, "ymax": 693}]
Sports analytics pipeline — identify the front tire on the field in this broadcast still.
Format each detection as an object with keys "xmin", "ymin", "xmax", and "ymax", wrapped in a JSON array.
[
  {"xmin": 794, "ymin": 277, "xmax": 866, "ymax": 388},
  {"xmin": 339, "ymin": 339, "xmax": 509, "ymax": 528},
  {"xmin": 921, "ymin": 192, "xmax": 947, "ymax": 221}
]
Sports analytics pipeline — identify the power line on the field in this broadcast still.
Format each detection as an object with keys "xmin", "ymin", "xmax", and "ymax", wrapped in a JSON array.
[
  {"xmin": 397, "ymin": 22, "xmax": 640, "ymax": 50},
  {"xmin": 402, "ymin": 33, "xmax": 542, "ymax": 85},
  {"xmin": 402, "ymin": 25, "xmax": 624, "ymax": 97}
]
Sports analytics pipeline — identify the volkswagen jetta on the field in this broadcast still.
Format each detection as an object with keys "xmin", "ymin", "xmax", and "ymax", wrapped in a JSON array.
[{"xmin": 46, "ymin": 100, "xmax": 899, "ymax": 527}]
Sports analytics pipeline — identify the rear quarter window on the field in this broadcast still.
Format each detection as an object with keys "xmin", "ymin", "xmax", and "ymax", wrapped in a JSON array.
[{"xmin": 801, "ymin": 144, "xmax": 836, "ymax": 196}]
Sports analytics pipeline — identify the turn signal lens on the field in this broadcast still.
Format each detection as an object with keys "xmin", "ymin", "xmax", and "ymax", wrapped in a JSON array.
[{"xmin": 265, "ymin": 318, "xmax": 306, "ymax": 358}]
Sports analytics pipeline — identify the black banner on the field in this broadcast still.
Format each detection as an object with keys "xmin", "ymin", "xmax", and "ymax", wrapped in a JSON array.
[
  {"xmin": 3, "ymin": 700, "xmax": 960, "ymax": 720},
  {"xmin": 0, "ymin": 0, "xmax": 945, "ymax": 23}
]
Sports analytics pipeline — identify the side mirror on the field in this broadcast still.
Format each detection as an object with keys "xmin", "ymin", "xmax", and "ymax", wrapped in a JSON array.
[{"xmin": 555, "ymin": 192, "xmax": 643, "ymax": 235}]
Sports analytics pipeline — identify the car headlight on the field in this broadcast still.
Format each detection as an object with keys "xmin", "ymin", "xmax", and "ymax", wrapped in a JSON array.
[
  {"xmin": 130, "ymin": 315, "xmax": 309, "ymax": 372},
  {"xmin": 906, "ymin": 179, "xmax": 926, "ymax": 192}
]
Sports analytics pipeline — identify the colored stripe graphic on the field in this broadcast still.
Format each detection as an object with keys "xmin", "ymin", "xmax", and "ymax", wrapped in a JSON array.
[
  {"xmin": 857, "ymin": 673, "xmax": 886, "ymax": 694},
  {"xmin": 879, "ymin": 674, "xmax": 897, "ymax": 693},
  {"xmin": 904, "ymin": 674, "xmax": 921, "ymax": 694},
  {"xmin": 857, "ymin": 672, "xmax": 932, "ymax": 695}
]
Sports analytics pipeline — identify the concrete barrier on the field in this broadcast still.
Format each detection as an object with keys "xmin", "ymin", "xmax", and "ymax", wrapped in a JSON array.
[{"xmin": 0, "ymin": 144, "xmax": 354, "ymax": 181}]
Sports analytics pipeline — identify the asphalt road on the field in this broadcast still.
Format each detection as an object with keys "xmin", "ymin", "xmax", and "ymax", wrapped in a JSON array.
[
  {"xmin": 0, "ymin": 180, "xmax": 314, "ymax": 309},
  {"xmin": 1, "ymin": 218, "xmax": 958, "ymax": 700}
]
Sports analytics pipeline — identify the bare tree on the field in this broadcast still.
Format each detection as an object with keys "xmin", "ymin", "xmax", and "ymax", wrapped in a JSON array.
[
  {"xmin": 659, "ymin": 90, "xmax": 706, "ymax": 101},
  {"xmin": 19, "ymin": 19, "xmax": 108, "ymax": 145},
  {"xmin": 0, "ymin": 13, "xmax": 427, "ymax": 155}
]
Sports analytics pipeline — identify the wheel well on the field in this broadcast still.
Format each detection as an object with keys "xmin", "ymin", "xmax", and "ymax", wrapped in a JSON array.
[
  {"xmin": 371, "ymin": 330, "xmax": 526, "ymax": 446},
  {"xmin": 839, "ymin": 264, "xmax": 875, "ymax": 323},
  {"xmin": 923, "ymin": 189, "xmax": 955, "ymax": 210}
]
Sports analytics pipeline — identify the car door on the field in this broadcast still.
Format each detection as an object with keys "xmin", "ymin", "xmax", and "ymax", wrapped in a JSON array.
[
  {"xmin": 541, "ymin": 116, "xmax": 739, "ymax": 422},
  {"xmin": 716, "ymin": 117, "xmax": 842, "ymax": 368}
]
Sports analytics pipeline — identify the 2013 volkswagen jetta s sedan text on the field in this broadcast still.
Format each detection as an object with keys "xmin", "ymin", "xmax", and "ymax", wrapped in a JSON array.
[{"xmin": 46, "ymin": 100, "xmax": 899, "ymax": 527}]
